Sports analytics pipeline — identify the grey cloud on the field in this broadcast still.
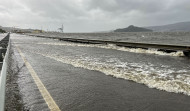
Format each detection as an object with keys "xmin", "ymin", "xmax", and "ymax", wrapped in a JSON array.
[
  {"xmin": 20, "ymin": 0, "xmax": 87, "ymax": 19},
  {"xmin": 0, "ymin": 0, "xmax": 190, "ymax": 32},
  {"xmin": 86, "ymin": 0, "xmax": 168, "ymax": 14}
]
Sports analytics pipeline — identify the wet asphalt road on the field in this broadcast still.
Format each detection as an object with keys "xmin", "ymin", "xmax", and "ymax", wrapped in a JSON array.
[{"xmin": 10, "ymin": 34, "xmax": 190, "ymax": 111}]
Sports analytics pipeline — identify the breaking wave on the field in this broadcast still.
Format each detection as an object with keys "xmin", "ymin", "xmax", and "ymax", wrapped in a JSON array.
[
  {"xmin": 38, "ymin": 42, "xmax": 184, "ymax": 57},
  {"xmin": 33, "ymin": 52, "xmax": 190, "ymax": 96}
]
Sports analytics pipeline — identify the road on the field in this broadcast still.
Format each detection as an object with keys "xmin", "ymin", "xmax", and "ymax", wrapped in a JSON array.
[{"xmin": 9, "ymin": 34, "xmax": 190, "ymax": 111}]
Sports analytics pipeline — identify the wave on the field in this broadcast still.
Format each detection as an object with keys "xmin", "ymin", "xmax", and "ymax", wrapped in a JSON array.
[
  {"xmin": 33, "ymin": 52, "xmax": 190, "ymax": 96},
  {"xmin": 38, "ymin": 42, "xmax": 184, "ymax": 57}
]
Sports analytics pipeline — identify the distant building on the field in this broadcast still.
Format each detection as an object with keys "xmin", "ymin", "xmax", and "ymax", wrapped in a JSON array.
[
  {"xmin": 32, "ymin": 29, "xmax": 44, "ymax": 33},
  {"xmin": 14, "ymin": 30, "xmax": 31, "ymax": 33}
]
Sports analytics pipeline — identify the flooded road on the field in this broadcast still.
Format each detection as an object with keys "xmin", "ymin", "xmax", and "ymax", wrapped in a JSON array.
[{"xmin": 10, "ymin": 34, "xmax": 190, "ymax": 111}]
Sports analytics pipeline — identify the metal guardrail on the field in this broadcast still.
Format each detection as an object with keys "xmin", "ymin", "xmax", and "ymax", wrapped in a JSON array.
[
  {"xmin": 28, "ymin": 34, "xmax": 190, "ymax": 57},
  {"xmin": 0, "ymin": 33, "xmax": 10, "ymax": 111}
]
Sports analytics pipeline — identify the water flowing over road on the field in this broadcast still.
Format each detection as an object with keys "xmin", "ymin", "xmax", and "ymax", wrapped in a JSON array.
[{"xmin": 9, "ymin": 34, "xmax": 190, "ymax": 111}]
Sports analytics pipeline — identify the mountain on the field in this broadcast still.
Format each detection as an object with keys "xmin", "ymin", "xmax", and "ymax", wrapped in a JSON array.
[
  {"xmin": 145, "ymin": 21, "xmax": 190, "ymax": 32},
  {"xmin": 114, "ymin": 25, "xmax": 153, "ymax": 32}
]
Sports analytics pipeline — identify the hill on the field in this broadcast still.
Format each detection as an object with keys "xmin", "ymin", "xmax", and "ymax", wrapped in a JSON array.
[
  {"xmin": 145, "ymin": 21, "xmax": 190, "ymax": 32},
  {"xmin": 0, "ymin": 26, "xmax": 6, "ymax": 33},
  {"xmin": 0, "ymin": 25, "xmax": 44, "ymax": 33},
  {"xmin": 114, "ymin": 25, "xmax": 153, "ymax": 32}
]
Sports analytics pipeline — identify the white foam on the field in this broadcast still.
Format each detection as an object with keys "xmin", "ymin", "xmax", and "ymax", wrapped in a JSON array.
[
  {"xmin": 33, "ymin": 51, "xmax": 190, "ymax": 96},
  {"xmin": 38, "ymin": 42, "xmax": 184, "ymax": 57}
]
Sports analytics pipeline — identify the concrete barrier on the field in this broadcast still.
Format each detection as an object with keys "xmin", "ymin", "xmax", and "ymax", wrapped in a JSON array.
[{"xmin": 0, "ymin": 33, "xmax": 10, "ymax": 111}]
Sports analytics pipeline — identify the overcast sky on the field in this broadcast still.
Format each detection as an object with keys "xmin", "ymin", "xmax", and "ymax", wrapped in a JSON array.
[{"xmin": 0, "ymin": 0, "xmax": 190, "ymax": 32}]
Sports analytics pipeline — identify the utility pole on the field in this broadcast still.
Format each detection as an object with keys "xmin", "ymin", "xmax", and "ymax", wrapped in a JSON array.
[
  {"xmin": 62, "ymin": 24, "xmax": 64, "ymax": 33},
  {"xmin": 58, "ymin": 24, "xmax": 64, "ymax": 33}
]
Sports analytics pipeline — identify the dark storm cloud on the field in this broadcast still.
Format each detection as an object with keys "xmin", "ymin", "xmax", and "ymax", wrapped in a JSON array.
[{"xmin": 0, "ymin": 0, "xmax": 190, "ymax": 32}]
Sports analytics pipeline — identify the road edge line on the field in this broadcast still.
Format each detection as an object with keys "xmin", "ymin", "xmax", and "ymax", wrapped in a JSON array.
[{"xmin": 16, "ymin": 46, "xmax": 61, "ymax": 111}]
